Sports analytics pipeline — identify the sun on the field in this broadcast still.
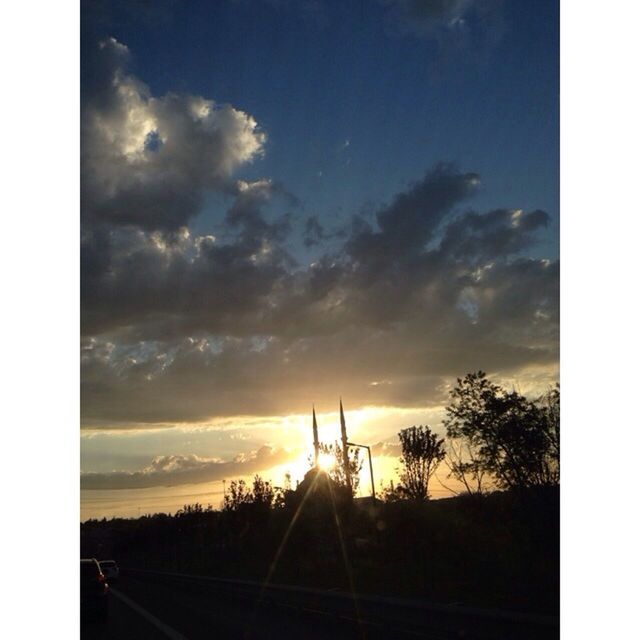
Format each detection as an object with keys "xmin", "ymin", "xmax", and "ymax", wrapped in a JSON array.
[{"xmin": 317, "ymin": 452, "xmax": 334, "ymax": 472}]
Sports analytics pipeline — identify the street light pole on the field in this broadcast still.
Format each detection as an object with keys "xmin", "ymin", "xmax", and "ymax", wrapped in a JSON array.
[{"xmin": 347, "ymin": 442, "xmax": 376, "ymax": 501}]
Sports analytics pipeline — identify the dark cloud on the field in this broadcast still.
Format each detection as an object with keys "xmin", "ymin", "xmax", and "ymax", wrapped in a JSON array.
[
  {"xmin": 440, "ymin": 208, "xmax": 550, "ymax": 264},
  {"xmin": 80, "ymin": 445, "xmax": 296, "ymax": 490},
  {"xmin": 346, "ymin": 164, "xmax": 480, "ymax": 269},
  {"xmin": 382, "ymin": 0, "xmax": 478, "ymax": 32},
  {"xmin": 81, "ymin": 258, "xmax": 557, "ymax": 425},
  {"xmin": 81, "ymin": 178, "xmax": 298, "ymax": 339},
  {"xmin": 81, "ymin": 158, "xmax": 557, "ymax": 425},
  {"xmin": 82, "ymin": 0, "xmax": 182, "ymax": 31},
  {"xmin": 302, "ymin": 215, "xmax": 347, "ymax": 248},
  {"xmin": 379, "ymin": 0, "xmax": 506, "ymax": 60},
  {"xmin": 381, "ymin": 0, "xmax": 502, "ymax": 30},
  {"xmin": 225, "ymin": 179, "xmax": 297, "ymax": 253}
]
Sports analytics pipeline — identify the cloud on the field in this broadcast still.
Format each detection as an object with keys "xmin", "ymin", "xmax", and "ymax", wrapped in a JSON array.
[
  {"xmin": 440, "ymin": 208, "xmax": 550, "ymax": 264},
  {"xmin": 82, "ymin": 0, "xmax": 182, "ymax": 31},
  {"xmin": 382, "ymin": 0, "xmax": 477, "ymax": 31},
  {"xmin": 81, "ymin": 162, "xmax": 557, "ymax": 424},
  {"xmin": 303, "ymin": 215, "xmax": 347, "ymax": 248},
  {"xmin": 380, "ymin": 0, "xmax": 506, "ymax": 56},
  {"xmin": 81, "ymin": 177, "xmax": 296, "ymax": 338},
  {"xmin": 81, "ymin": 445, "xmax": 296, "ymax": 490},
  {"xmin": 345, "ymin": 163, "xmax": 480, "ymax": 268},
  {"xmin": 82, "ymin": 37, "xmax": 266, "ymax": 232},
  {"xmin": 371, "ymin": 441, "xmax": 403, "ymax": 457}
]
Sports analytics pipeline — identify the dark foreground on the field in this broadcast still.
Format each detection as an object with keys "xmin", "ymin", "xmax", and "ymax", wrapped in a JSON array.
[
  {"xmin": 81, "ymin": 569, "xmax": 559, "ymax": 640},
  {"xmin": 82, "ymin": 488, "xmax": 559, "ymax": 616}
]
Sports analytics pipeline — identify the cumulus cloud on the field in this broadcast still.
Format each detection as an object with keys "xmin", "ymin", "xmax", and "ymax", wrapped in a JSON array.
[
  {"xmin": 81, "ymin": 445, "xmax": 296, "ymax": 490},
  {"xmin": 82, "ymin": 37, "xmax": 265, "ymax": 232},
  {"xmin": 81, "ymin": 161, "xmax": 557, "ymax": 427},
  {"xmin": 345, "ymin": 163, "xmax": 480, "ymax": 268},
  {"xmin": 81, "ymin": 177, "xmax": 296, "ymax": 338}
]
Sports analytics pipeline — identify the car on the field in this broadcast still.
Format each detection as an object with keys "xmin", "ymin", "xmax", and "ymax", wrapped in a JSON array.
[
  {"xmin": 99, "ymin": 560, "xmax": 120, "ymax": 582},
  {"xmin": 81, "ymin": 558, "xmax": 109, "ymax": 619}
]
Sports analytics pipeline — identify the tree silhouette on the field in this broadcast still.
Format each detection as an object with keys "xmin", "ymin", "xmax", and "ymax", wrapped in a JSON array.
[
  {"xmin": 222, "ymin": 475, "xmax": 284, "ymax": 512},
  {"xmin": 317, "ymin": 441, "xmax": 363, "ymax": 496},
  {"xmin": 444, "ymin": 372, "xmax": 560, "ymax": 491},
  {"xmin": 176, "ymin": 503, "xmax": 212, "ymax": 517},
  {"xmin": 397, "ymin": 425, "xmax": 445, "ymax": 501},
  {"xmin": 444, "ymin": 437, "xmax": 490, "ymax": 496},
  {"xmin": 251, "ymin": 475, "xmax": 276, "ymax": 508},
  {"xmin": 380, "ymin": 479, "xmax": 404, "ymax": 503},
  {"xmin": 223, "ymin": 479, "xmax": 253, "ymax": 511},
  {"xmin": 537, "ymin": 384, "xmax": 560, "ymax": 485}
]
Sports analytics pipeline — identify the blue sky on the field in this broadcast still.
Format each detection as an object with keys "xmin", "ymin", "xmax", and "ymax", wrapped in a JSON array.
[{"xmin": 83, "ymin": 0, "xmax": 558, "ymax": 259}]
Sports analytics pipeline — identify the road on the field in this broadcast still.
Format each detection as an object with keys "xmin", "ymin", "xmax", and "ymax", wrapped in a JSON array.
[
  {"xmin": 82, "ymin": 573, "xmax": 382, "ymax": 640},
  {"xmin": 81, "ymin": 571, "xmax": 559, "ymax": 639}
]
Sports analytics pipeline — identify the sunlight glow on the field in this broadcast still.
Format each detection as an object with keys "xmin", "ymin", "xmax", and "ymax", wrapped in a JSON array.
[{"xmin": 317, "ymin": 452, "xmax": 334, "ymax": 471}]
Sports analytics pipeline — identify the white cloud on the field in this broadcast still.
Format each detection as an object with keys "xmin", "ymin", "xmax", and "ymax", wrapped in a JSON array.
[
  {"xmin": 83, "ymin": 37, "xmax": 266, "ymax": 231},
  {"xmin": 81, "ymin": 445, "xmax": 297, "ymax": 489}
]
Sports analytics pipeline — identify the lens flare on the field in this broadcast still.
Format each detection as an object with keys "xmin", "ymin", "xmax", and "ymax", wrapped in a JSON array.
[{"xmin": 317, "ymin": 452, "xmax": 334, "ymax": 471}]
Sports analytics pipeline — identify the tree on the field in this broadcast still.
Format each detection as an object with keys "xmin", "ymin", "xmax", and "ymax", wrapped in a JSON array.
[
  {"xmin": 222, "ymin": 475, "xmax": 285, "ymax": 512},
  {"xmin": 317, "ymin": 441, "xmax": 363, "ymax": 497},
  {"xmin": 444, "ymin": 437, "xmax": 490, "ymax": 496},
  {"xmin": 223, "ymin": 479, "xmax": 253, "ymax": 511},
  {"xmin": 251, "ymin": 475, "xmax": 276, "ymax": 508},
  {"xmin": 380, "ymin": 479, "xmax": 403, "ymax": 503},
  {"xmin": 175, "ymin": 503, "xmax": 213, "ymax": 517},
  {"xmin": 444, "ymin": 372, "xmax": 560, "ymax": 492},
  {"xmin": 397, "ymin": 425, "xmax": 445, "ymax": 501},
  {"xmin": 534, "ymin": 384, "xmax": 560, "ymax": 485}
]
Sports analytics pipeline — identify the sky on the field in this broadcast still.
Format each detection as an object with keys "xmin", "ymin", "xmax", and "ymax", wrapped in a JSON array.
[{"xmin": 80, "ymin": 0, "xmax": 559, "ymax": 520}]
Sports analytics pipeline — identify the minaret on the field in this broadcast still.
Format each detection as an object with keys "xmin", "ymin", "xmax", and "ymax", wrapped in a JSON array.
[
  {"xmin": 340, "ymin": 398, "xmax": 351, "ymax": 492},
  {"xmin": 312, "ymin": 405, "xmax": 320, "ymax": 467}
]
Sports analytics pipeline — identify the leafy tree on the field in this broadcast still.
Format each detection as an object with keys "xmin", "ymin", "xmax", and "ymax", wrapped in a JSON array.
[
  {"xmin": 444, "ymin": 372, "xmax": 560, "ymax": 492},
  {"xmin": 222, "ymin": 476, "xmax": 285, "ymax": 512},
  {"xmin": 397, "ymin": 425, "xmax": 446, "ymax": 501},
  {"xmin": 223, "ymin": 479, "xmax": 253, "ymax": 511},
  {"xmin": 317, "ymin": 441, "xmax": 363, "ymax": 496},
  {"xmin": 251, "ymin": 475, "xmax": 276, "ymax": 508}
]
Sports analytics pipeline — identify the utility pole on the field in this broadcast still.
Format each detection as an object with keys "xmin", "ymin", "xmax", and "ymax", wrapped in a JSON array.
[{"xmin": 340, "ymin": 399, "xmax": 352, "ymax": 493}]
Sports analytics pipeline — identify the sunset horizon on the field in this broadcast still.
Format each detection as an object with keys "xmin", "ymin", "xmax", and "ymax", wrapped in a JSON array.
[{"xmin": 81, "ymin": 1, "xmax": 558, "ymax": 525}]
